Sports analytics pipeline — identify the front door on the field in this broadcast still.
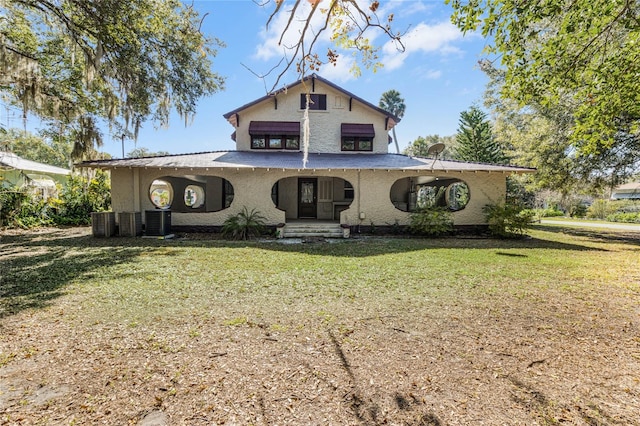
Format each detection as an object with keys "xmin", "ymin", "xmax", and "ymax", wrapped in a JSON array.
[{"xmin": 298, "ymin": 178, "xmax": 317, "ymax": 218}]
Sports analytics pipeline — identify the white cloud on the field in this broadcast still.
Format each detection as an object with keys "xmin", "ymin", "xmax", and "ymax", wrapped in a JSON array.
[
  {"xmin": 381, "ymin": 21, "xmax": 464, "ymax": 71},
  {"xmin": 422, "ymin": 69, "xmax": 442, "ymax": 80},
  {"xmin": 377, "ymin": 0, "xmax": 433, "ymax": 20},
  {"xmin": 319, "ymin": 56, "xmax": 357, "ymax": 82},
  {"xmin": 251, "ymin": 1, "xmax": 466, "ymax": 83},
  {"xmin": 253, "ymin": 11, "xmax": 291, "ymax": 61},
  {"xmin": 405, "ymin": 65, "xmax": 444, "ymax": 83},
  {"xmin": 254, "ymin": 1, "xmax": 332, "ymax": 62},
  {"xmin": 253, "ymin": 0, "xmax": 399, "ymax": 67}
]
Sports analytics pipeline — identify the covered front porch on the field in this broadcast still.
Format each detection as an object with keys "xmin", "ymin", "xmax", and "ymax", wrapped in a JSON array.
[
  {"xmin": 144, "ymin": 174, "xmax": 356, "ymax": 225},
  {"xmin": 83, "ymin": 151, "xmax": 535, "ymax": 236},
  {"xmin": 272, "ymin": 176, "xmax": 354, "ymax": 221}
]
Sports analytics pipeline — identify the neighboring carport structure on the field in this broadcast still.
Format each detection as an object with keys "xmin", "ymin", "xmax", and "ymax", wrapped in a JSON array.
[
  {"xmin": 611, "ymin": 182, "xmax": 640, "ymax": 200},
  {"xmin": 0, "ymin": 152, "xmax": 70, "ymax": 199}
]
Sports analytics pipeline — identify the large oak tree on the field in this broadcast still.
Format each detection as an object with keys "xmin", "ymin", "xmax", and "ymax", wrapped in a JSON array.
[
  {"xmin": 446, "ymin": 0, "xmax": 640, "ymax": 158},
  {"xmin": 1, "ymin": 0, "xmax": 225, "ymax": 159}
]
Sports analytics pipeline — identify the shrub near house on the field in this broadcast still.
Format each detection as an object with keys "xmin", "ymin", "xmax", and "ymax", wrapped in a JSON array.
[{"xmin": 0, "ymin": 171, "xmax": 111, "ymax": 228}]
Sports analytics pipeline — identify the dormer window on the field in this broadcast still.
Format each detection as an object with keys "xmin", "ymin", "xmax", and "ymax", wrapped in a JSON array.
[
  {"xmin": 300, "ymin": 94, "xmax": 327, "ymax": 110},
  {"xmin": 249, "ymin": 121, "xmax": 300, "ymax": 150}
]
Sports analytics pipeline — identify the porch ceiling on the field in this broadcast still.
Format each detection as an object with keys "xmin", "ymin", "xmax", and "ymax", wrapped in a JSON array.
[{"xmin": 77, "ymin": 151, "xmax": 536, "ymax": 174}]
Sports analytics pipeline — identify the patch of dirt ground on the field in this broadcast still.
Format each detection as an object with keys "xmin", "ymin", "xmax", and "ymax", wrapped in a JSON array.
[{"xmin": 1, "ymin": 227, "xmax": 639, "ymax": 425}]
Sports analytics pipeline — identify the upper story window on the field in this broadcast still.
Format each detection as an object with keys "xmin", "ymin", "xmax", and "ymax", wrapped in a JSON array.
[
  {"xmin": 341, "ymin": 123, "xmax": 375, "ymax": 152},
  {"xmin": 300, "ymin": 93, "xmax": 327, "ymax": 110},
  {"xmin": 251, "ymin": 135, "xmax": 300, "ymax": 150},
  {"xmin": 341, "ymin": 137, "xmax": 373, "ymax": 151},
  {"xmin": 249, "ymin": 121, "xmax": 300, "ymax": 150}
]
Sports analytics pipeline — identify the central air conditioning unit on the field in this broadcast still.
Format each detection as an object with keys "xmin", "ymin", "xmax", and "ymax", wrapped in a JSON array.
[
  {"xmin": 119, "ymin": 212, "xmax": 142, "ymax": 237},
  {"xmin": 145, "ymin": 209, "xmax": 171, "ymax": 236},
  {"xmin": 91, "ymin": 211, "xmax": 116, "ymax": 237}
]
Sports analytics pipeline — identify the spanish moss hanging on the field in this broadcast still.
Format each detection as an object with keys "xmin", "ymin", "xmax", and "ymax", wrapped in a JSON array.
[{"xmin": 302, "ymin": 92, "xmax": 310, "ymax": 168}]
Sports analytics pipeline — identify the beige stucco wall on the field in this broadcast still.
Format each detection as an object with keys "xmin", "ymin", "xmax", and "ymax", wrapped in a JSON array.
[
  {"xmin": 232, "ymin": 79, "xmax": 391, "ymax": 154},
  {"xmin": 354, "ymin": 170, "xmax": 507, "ymax": 227},
  {"xmin": 110, "ymin": 168, "xmax": 137, "ymax": 214},
  {"xmin": 109, "ymin": 167, "xmax": 507, "ymax": 228}
]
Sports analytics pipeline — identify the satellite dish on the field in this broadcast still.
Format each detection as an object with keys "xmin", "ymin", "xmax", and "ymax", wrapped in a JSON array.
[
  {"xmin": 426, "ymin": 143, "xmax": 445, "ymax": 169},
  {"xmin": 426, "ymin": 143, "xmax": 445, "ymax": 159}
]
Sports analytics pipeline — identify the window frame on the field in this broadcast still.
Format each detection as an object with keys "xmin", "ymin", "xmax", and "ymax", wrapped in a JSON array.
[
  {"xmin": 344, "ymin": 181, "xmax": 354, "ymax": 200},
  {"xmin": 251, "ymin": 134, "xmax": 300, "ymax": 150},
  {"xmin": 341, "ymin": 136, "xmax": 373, "ymax": 152},
  {"xmin": 300, "ymin": 93, "xmax": 327, "ymax": 110}
]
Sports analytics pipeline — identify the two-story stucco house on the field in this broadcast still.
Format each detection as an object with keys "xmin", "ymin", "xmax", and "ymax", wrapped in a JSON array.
[{"xmin": 79, "ymin": 74, "xmax": 534, "ymax": 236}]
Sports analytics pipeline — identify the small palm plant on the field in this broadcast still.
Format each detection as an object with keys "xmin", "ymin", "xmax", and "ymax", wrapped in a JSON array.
[{"xmin": 222, "ymin": 207, "xmax": 266, "ymax": 240}]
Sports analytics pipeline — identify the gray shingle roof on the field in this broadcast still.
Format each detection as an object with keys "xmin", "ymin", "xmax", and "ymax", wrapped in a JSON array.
[{"xmin": 78, "ymin": 151, "xmax": 535, "ymax": 173}]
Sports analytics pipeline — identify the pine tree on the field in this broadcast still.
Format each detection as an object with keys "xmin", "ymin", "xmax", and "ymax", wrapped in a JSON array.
[{"xmin": 454, "ymin": 106, "xmax": 507, "ymax": 164}]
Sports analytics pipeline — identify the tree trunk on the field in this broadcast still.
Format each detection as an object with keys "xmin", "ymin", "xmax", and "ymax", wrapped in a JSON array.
[{"xmin": 392, "ymin": 127, "xmax": 400, "ymax": 154}]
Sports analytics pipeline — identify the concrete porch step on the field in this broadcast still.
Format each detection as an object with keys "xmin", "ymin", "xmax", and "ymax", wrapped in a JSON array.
[
  {"xmin": 282, "ymin": 222, "xmax": 345, "ymax": 238},
  {"xmin": 285, "ymin": 232, "xmax": 344, "ymax": 238}
]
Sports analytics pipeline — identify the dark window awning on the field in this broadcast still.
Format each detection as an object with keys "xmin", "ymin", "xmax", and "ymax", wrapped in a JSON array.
[
  {"xmin": 249, "ymin": 121, "xmax": 300, "ymax": 135},
  {"xmin": 341, "ymin": 123, "xmax": 375, "ymax": 138}
]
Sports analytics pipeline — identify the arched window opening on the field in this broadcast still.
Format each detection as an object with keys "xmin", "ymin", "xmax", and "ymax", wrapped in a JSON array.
[
  {"xmin": 447, "ymin": 182, "xmax": 470, "ymax": 211},
  {"xmin": 391, "ymin": 177, "xmax": 470, "ymax": 212},
  {"xmin": 184, "ymin": 185, "xmax": 205, "ymax": 209},
  {"xmin": 150, "ymin": 176, "xmax": 233, "ymax": 213},
  {"xmin": 150, "ymin": 180, "xmax": 173, "ymax": 209}
]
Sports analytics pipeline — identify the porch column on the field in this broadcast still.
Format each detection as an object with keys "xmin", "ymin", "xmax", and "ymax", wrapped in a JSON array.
[{"xmin": 133, "ymin": 168, "xmax": 141, "ymax": 212}]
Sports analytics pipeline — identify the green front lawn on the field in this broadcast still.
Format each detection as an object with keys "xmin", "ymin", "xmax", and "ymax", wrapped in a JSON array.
[
  {"xmin": 3, "ymin": 226, "xmax": 637, "ymax": 323},
  {"xmin": 1, "ymin": 225, "xmax": 639, "ymax": 424}
]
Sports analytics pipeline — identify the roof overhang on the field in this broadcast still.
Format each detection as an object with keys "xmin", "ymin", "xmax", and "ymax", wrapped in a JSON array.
[{"xmin": 77, "ymin": 151, "xmax": 536, "ymax": 175}]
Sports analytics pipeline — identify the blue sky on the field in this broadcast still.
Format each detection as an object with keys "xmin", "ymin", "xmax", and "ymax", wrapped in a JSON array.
[{"xmin": 15, "ymin": 0, "xmax": 492, "ymax": 158}]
